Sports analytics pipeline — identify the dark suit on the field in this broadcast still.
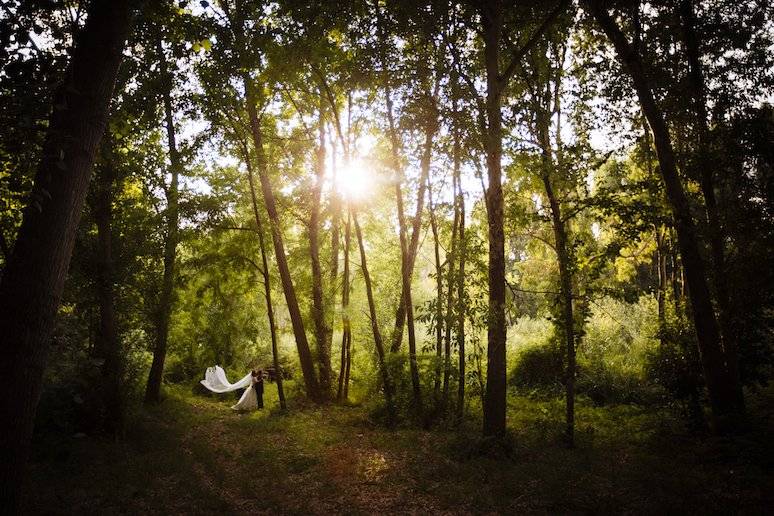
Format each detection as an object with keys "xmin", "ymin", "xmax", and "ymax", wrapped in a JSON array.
[{"xmin": 253, "ymin": 376, "xmax": 264, "ymax": 409}]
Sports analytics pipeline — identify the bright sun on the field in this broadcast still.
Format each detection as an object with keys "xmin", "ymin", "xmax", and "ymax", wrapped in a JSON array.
[{"xmin": 336, "ymin": 160, "xmax": 372, "ymax": 200}]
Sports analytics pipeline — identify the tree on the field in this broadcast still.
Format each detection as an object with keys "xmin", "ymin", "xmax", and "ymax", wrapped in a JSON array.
[
  {"xmin": 219, "ymin": 0, "xmax": 323, "ymax": 401},
  {"xmin": 146, "ymin": 29, "xmax": 183, "ymax": 403},
  {"xmin": 478, "ymin": 0, "xmax": 566, "ymax": 437},
  {"xmin": 91, "ymin": 138, "xmax": 125, "ymax": 435},
  {"xmin": 584, "ymin": 0, "xmax": 743, "ymax": 430},
  {"xmin": 353, "ymin": 208, "xmax": 396, "ymax": 422},
  {"xmin": 0, "ymin": 0, "xmax": 136, "ymax": 507}
]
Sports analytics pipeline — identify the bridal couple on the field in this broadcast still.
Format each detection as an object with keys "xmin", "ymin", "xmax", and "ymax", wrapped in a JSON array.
[{"xmin": 232, "ymin": 369, "xmax": 265, "ymax": 412}]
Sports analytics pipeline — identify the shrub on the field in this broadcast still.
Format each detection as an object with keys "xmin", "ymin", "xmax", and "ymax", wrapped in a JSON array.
[{"xmin": 510, "ymin": 343, "xmax": 564, "ymax": 394}]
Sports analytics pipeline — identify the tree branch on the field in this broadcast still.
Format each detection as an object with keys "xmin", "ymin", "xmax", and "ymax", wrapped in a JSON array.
[{"xmin": 500, "ymin": 0, "xmax": 568, "ymax": 86}]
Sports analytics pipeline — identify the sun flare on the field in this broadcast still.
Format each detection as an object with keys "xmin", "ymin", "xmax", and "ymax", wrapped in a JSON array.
[{"xmin": 336, "ymin": 160, "xmax": 372, "ymax": 200}]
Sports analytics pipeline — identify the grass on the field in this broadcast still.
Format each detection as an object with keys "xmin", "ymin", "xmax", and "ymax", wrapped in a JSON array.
[{"xmin": 23, "ymin": 382, "xmax": 774, "ymax": 514}]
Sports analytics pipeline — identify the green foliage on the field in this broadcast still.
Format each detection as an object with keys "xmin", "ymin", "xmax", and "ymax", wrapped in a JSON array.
[
  {"xmin": 509, "ymin": 296, "xmax": 666, "ymax": 405},
  {"xmin": 510, "ymin": 342, "xmax": 564, "ymax": 393}
]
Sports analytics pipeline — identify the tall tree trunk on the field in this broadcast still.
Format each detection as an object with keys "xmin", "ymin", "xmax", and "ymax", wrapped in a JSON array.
[
  {"xmin": 678, "ymin": 0, "xmax": 743, "ymax": 411},
  {"xmin": 540, "ymin": 164, "xmax": 575, "ymax": 448},
  {"xmin": 655, "ymin": 226, "xmax": 668, "ymax": 346},
  {"xmin": 310, "ymin": 93, "xmax": 332, "ymax": 399},
  {"xmin": 481, "ymin": 0, "xmax": 508, "ymax": 437},
  {"xmin": 428, "ymin": 183, "xmax": 444, "ymax": 401},
  {"xmin": 242, "ymin": 75, "xmax": 321, "ymax": 401},
  {"xmin": 243, "ymin": 147, "xmax": 286, "ymax": 410},
  {"xmin": 378, "ymin": 14, "xmax": 434, "ymax": 357},
  {"xmin": 353, "ymin": 209, "xmax": 395, "ymax": 422},
  {"xmin": 329, "ymin": 123, "xmax": 341, "ymax": 328},
  {"xmin": 146, "ymin": 41, "xmax": 181, "ymax": 403},
  {"xmin": 337, "ymin": 210, "xmax": 352, "ymax": 402},
  {"xmin": 0, "ymin": 0, "xmax": 133, "ymax": 508},
  {"xmin": 586, "ymin": 1, "xmax": 742, "ymax": 428},
  {"xmin": 225, "ymin": 2, "xmax": 321, "ymax": 401},
  {"xmin": 443, "ymin": 170, "xmax": 460, "ymax": 405},
  {"xmin": 376, "ymin": 1, "xmax": 422, "ymax": 415},
  {"xmin": 539, "ymin": 42, "xmax": 576, "ymax": 447},
  {"xmin": 455, "ymin": 126, "xmax": 466, "ymax": 422},
  {"xmin": 93, "ymin": 147, "xmax": 124, "ymax": 435},
  {"xmin": 443, "ymin": 177, "xmax": 460, "ymax": 406}
]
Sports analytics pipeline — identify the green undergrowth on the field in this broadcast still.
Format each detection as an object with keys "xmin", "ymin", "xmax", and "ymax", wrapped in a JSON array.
[{"xmin": 23, "ymin": 383, "xmax": 774, "ymax": 514}]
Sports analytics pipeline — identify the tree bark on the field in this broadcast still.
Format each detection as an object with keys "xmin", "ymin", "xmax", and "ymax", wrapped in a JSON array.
[
  {"xmin": 446, "ymin": 68, "xmax": 467, "ymax": 421},
  {"xmin": 0, "ymin": 0, "xmax": 133, "ymax": 508},
  {"xmin": 537, "ymin": 41, "xmax": 576, "ymax": 447},
  {"xmin": 540, "ymin": 158, "xmax": 575, "ymax": 448},
  {"xmin": 586, "ymin": 0, "xmax": 742, "ymax": 427},
  {"xmin": 225, "ymin": 1, "xmax": 321, "ymax": 401},
  {"xmin": 146, "ymin": 39, "xmax": 181, "ymax": 403},
  {"xmin": 481, "ymin": 0, "xmax": 508, "ymax": 438}
]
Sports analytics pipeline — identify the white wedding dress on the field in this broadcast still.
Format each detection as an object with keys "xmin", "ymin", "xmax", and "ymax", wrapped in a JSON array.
[
  {"xmin": 231, "ymin": 383, "xmax": 258, "ymax": 411},
  {"xmin": 199, "ymin": 366, "xmax": 257, "ymax": 411}
]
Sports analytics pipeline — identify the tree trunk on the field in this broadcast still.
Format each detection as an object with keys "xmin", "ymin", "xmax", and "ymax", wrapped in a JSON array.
[
  {"xmin": 329, "ymin": 123, "xmax": 341, "ymax": 337},
  {"xmin": 0, "ymin": 0, "xmax": 133, "ymax": 508},
  {"xmin": 587, "ymin": 1, "xmax": 742, "ymax": 428},
  {"xmin": 224, "ymin": 1, "xmax": 322, "ymax": 401},
  {"xmin": 242, "ymin": 75, "xmax": 321, "ymax": 401},
  {"xmin": 146, "ymin": 40, "xmax": 181, "ymax": 403},
  {"xmin": 678, "ymin": 0, "xmax": 743, "ymax": 411},
  {"xmin": 455, "ymin": 128, "xmax": 466, "ymax": 423},
  {"xmin": 93, "ymin": 147, "xmax": 124, "ymax": 435},
  {"xmin": 538, "ymin": 42, "xmax": 576, "ymax": 447},
  {"xmin": 428, "ymin": 183, "xmax": 444, "ymax": 401},
  {"xmin": 243, "ymin": 147, "xmax": 286, "ymax": 410},
  {"xmin": 353, "ymin": 209, "xmax": 395, "ymax": 422},
  {"xmin": 481, "ymin": 0, "xmax": 508, "ymax": 438},
  {"xmin": 337, "ymin": 210, "xmax": 352, "ymax": 402},
  {"xmin": 443, "ymin": 170, "xmax": 460, "ymax": 406},
  {"xmin": 655, "ymin": 227, "xmax": 668, "ymax": 346},
  {"xmin": 376, "ymin": 4, "xmax": 423, "ymax": 415},
  {"xmin": 541, "ymin": 168, "xmax": 575, "ymax": 448},
  {"xmin": 310, "ymin": 93, "xmax": 332, "ymax": 399}
]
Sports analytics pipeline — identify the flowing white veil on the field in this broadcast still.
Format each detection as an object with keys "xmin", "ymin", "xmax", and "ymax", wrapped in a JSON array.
[{"xmin": 200, "ymin": 365, "xmax": 252, "ymax": 393}]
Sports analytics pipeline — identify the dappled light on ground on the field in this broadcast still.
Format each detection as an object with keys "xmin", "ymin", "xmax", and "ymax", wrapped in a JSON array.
[{"xmin": 23, "ymin": 385, "xmax": 774, "ymax": 514}]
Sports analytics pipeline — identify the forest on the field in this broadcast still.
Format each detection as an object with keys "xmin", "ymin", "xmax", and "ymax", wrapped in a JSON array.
[{"xmin": 0, "ymin": 0, "xmax": 773, "ymax": 513}]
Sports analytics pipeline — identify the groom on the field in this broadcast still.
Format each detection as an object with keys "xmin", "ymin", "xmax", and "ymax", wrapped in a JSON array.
[{"xmin": 252, "ymin": 369, "xmax": 264, "ymax": 409}]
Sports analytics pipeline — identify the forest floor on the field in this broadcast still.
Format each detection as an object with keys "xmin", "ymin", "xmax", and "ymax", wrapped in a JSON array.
[{"xmin": 23, "ymin": 383, "xmax": 774, "ymax": 514}]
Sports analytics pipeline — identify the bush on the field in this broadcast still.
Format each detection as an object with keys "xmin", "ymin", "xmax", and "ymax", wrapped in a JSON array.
[
  {"xmin": 644, "ymin": 322, "xmax": 704, "ymax": 403},
  {"xmin": 508, "ymin": 296, "xmax": 664, "ymax": 405},
  {"xmin": 576, "ymin": 358, "xmax": 655, "ymax": 405},
  {"xmin": 510, "ymin": 343, "xmax": 564, "ymax": 393}
]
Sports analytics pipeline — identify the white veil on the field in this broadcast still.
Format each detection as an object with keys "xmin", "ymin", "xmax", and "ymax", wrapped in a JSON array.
[{"xmin": 200, "ymin": 365, "xmax": 252, "ymax": 393}]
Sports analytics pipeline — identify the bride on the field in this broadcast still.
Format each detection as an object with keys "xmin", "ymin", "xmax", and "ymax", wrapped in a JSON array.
[
  {"xmin": 231, "ymin": 370, "xmax": 263, "ymax": 411},
  {"xmin": 199, "ymin": 365, "xmax": 261, "ymax": 411}
]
